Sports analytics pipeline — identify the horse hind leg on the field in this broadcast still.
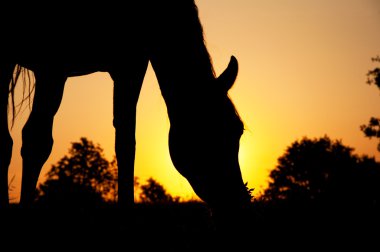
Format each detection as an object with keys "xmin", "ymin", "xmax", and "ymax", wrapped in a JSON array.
[
  {"xmin": 20, "ymin": 70, "xmax": 66, "ymax": 208},
  {"xmin": 0, "ymin": 63, "xmax": 16, "ymax": 208}
]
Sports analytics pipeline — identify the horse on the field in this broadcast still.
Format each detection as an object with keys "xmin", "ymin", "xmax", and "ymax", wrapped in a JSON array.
[{"xmin": 0, "ymin": 1, "xmax": 251, "ymax": 227}]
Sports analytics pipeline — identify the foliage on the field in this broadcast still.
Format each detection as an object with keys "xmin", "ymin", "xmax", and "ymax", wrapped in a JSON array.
[
  {"xmin": 36, "ymin": 137, "xmax": 117, "ymax": 207},
  {"xmin": 262, "ymin": 136, "xmax": 380, "ymax": 207},
  {"xmin": 36, "ymin": 137, "xmax": 181, "ymax": 207},
  {"xmin": 366, "ymin": 55, "xmax": 380, "ymax": 89},
  {"xmin": 361, "ymin": 55, "xmax": 380, "ymax": 152},
  {"xmin": 244, "ymin": 182, "xmax": 254, "ymax": 202},
  {"xmin": 361, "ymin": 117, "xmax": 380, "ymax": 152},
  {"xmin": 139, "ymin": 177, "xmax": 179, "ymax": 204}
]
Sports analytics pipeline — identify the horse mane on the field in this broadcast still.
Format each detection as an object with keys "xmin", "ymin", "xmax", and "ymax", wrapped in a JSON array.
[
  {"xmin": 141, "ymin": 1, "xmax": 246, "ymax": 136},
  {"xmin": 188, "ymin": 1, "xmax": 216, "ymax": 79}
]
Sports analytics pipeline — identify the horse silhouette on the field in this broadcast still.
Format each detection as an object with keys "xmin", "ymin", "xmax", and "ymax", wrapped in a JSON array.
[{"xmin": 0, "ymin": 1, "xmax": 251, "ymax": 227}]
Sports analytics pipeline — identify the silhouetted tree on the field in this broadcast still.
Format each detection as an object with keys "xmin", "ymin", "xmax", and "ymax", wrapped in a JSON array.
[
  {"xmin": 262, "ymin": 136, "xmax": 380, "ymax": 208},
  {"xmin": 139, "ymin": 177, "xmax": 179, "ymax": 204},
  {"xmin": 36, "ymin": 137, "xmax": 117, "ymax": 207},
  {"xmin": 366, "ymin": 55, "xmax": 380, "ymax": 89},
  {"xmin": 361, "ymin": 55, "xmax": 380, "ymax": 152}
]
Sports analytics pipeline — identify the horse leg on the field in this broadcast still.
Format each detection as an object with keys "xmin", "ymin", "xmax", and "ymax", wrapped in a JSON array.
[
  {"xmin": 20, "ymin": 70, "xmax": 66, "ymax": 208},
  {"xmin": 0, "ymin": 63, "xmax": 16, "ymax": 208},
  {"xmin": 109, "ymin": 55, "xmax": 148, "ymax": 209}
]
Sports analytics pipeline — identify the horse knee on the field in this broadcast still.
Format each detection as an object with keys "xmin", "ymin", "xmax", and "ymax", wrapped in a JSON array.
[
  {"xmin": 21, "ymin": 122, "xmax": 53, "ymax": 164},
  {"xmin": 21, "ymin": 139, "xmax": 53, "ymax": 164}
]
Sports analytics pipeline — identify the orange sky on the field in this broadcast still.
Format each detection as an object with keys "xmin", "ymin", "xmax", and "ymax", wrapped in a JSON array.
[{"xmin": 7, "ymin": 0, "xmax": 380, "ymax": 202}]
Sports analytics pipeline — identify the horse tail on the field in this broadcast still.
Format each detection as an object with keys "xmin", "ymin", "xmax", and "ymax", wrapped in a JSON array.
[{"xmin": 9, "ymin": 64, "xmax": 35, "ymax": 128}]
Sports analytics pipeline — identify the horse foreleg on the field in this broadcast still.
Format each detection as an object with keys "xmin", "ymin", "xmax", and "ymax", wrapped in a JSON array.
[
  {"xmin": 110, "ymin": 56, "xmax": 148, "ymax": 209},
  {"xmin": 0, "ymin": 63, "xmax": 16, "ymax": 208},
  {"xmin": 20, "ymin": 71, "xmax": 66, "ymax": 208}
]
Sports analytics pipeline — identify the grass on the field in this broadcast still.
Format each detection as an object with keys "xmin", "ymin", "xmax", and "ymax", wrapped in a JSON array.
[{"xmin": 1, "ymin": 200, "xmax": 378, "ymax": 249}]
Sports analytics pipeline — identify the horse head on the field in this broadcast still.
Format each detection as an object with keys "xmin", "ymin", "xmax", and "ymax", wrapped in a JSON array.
[{"xmin": 167, "ymin": 56, "xmax": 251, "ymax": 211}]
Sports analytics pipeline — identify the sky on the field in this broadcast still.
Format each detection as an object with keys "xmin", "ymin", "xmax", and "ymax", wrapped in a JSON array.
[{"xmin": 7, "ymin": 0, "xmax": 380, "ymax": 202}]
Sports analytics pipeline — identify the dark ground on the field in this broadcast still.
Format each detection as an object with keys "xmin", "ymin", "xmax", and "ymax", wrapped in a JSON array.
[{"xmin": 1, "ymin": 202, "xmax": 379, "ymax": 250}]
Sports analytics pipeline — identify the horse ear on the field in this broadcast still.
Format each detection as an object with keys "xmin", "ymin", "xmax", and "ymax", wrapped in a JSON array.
[{"xmin": 217, "ymin": 56, "xmax": 239, "ymax": 92}]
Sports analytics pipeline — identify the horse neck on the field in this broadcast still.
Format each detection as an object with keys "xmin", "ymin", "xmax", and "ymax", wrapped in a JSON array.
[
  {"xmin": 150, "ymin": 45, "xmax": 216, "ymax": 126},
  {"xmin": 148, "ymin": 1, "xmax": 216, "ymax": 116}
]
